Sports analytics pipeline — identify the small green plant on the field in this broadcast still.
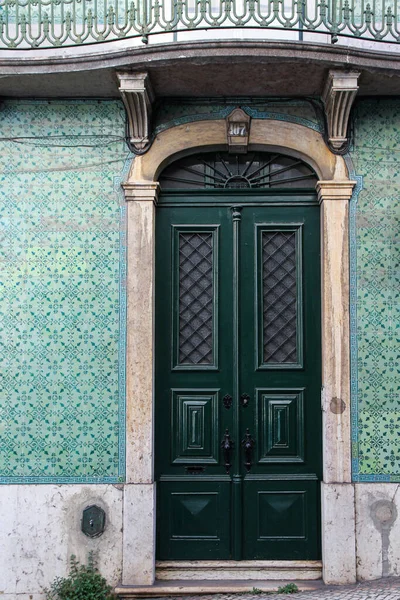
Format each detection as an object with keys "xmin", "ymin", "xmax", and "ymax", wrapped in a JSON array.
[
  {"xmin": 277, "ymin": 583, "xmax": 299, "ymax": 594},
  {"xmin": 251, "ymin": 587, "xmax": 263, "ymax": 595},
  {"xmin": 45, "ymin": 553, "xmax": 115, "ymax": 600}
]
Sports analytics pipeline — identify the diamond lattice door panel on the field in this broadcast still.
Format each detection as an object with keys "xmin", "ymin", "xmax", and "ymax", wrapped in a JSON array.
[
  {"xmin": 262, "ymin": 231, "xmax": 298, "ymax": 364},
  {"xmin": 155, "ymin": 198, "xmax": 321, "ymax": 561},
  {"xmin": 178, "ymin": 232, "xmax": 214, "ymax": 366}
]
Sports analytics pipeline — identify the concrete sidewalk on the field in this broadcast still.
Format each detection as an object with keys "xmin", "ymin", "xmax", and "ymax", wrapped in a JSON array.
[{"xmin": 152, "ymin": 577, "xmax": 400, "ymax": 600}]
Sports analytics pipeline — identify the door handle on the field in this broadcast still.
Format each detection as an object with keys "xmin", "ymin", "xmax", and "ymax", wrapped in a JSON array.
[
  {"xmin": 221, "ymin": 429, "xmax": 234, "ymax": 474},
  {"xmin": 241, "ymin": 428, "xmax": 255, "ymax": 472}
]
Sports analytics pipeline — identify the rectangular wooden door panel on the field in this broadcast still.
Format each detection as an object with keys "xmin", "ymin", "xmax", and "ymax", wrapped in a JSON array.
[
  {"xmin": 256, "ymin": 388, "xmax": 305, "ymax": 463},
  {"xmin": 242, "ymin": 479, "xmax": 320, "ymax": 560},
  {"xmin": 157, "ymin": 480, "xmax": 231, "ymax": 560},
  {"xmin": 171, "ymin": 388, "xmax": 219, "ymax": 464}
]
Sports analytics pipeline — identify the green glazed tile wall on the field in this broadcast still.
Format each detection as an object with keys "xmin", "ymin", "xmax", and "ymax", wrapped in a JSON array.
[
  {"xmin": 0, "ymin": 100, "xmax": 130, "ymax": 482},
  {"xmin": 1, "ymin": 97, "xmax": 398, "ymax": 483},
  {"xmin": 351, "ymin": 99, "xmax": 400, "ymax": 481}
]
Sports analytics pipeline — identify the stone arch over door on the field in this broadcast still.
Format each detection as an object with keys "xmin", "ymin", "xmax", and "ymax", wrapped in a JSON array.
[{"xmin": 121, "ymin": 118, "xmax": 357, "ymax": 587}]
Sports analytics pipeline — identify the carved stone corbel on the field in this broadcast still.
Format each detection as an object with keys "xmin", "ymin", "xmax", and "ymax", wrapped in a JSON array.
[
  {"xmin": 322, "ymin": 70, "xmax": 361, "ymax": 152},
  {"xmin": 117, "ymin": 71, "xmax": 155, "ymax": 153}
]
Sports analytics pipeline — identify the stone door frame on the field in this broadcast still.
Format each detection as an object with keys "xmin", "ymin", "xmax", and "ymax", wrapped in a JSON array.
[{"xmin": 121, "ymin": 119, "xmax": 357, "ymax": 586}]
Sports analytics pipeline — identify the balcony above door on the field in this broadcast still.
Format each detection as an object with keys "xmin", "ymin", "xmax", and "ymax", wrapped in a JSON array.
[
  {"xmin": 3, "ymin": 0, "xmax": 400, "ymax": 99},
  {"xmin": 2, "ymin": 38, "xmax": 400, "ymax": 99}
]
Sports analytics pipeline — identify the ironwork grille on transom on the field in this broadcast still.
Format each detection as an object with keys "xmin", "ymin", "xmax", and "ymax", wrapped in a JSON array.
[
  {"xmin": 160, "ymin": 151, "xmax": 317, "ymax": 190},
  {"xmin": 179, "ymin": 232, "xmax": 213, "ymax": 365},
  {"xmin": 263, "ymin": 231, "xmax": 297, "ymax": 363}
]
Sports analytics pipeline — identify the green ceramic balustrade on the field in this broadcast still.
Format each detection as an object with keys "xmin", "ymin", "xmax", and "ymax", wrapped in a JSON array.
[{"xmin": 0, "ymin": 0, "xmax": 400, "ymax": 49}]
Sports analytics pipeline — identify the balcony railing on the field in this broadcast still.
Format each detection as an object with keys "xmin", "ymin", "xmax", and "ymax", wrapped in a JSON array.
[{"xmin": 1, "ymin": 0, "xmax": 400, "ymax": 49}]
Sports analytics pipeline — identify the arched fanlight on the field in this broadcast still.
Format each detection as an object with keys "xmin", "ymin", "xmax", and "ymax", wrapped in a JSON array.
[{"xmin": 159, "ymin": 151, "xmax": 318, "ymax": 190}]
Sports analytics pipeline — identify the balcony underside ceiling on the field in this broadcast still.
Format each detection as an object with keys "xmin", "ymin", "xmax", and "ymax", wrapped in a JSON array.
[{"xmin": 1, "ymin": 41, "xmax": 400, "ymax": 98}]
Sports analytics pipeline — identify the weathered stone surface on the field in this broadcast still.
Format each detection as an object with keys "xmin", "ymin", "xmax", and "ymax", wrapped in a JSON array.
[
  {"xmin": 115, "ymin": 576, "xmax": 400, "ymax": 599},
  {"xmin": 122, "ymin": 483, "xmax": 156, "ymax": 585},
  {"xmin": 317, "ymin": 182, "xmax": 355, "ymax": 484},
  {"xmin": 322, "ymin": 70, "xmax": 360, "ymax": 151},
  {"xmin": 321, "ymin": 483, "xmax": 356, "ymax": 585},
  {"xmin": 131, "ymin": 119, "xmax": 345, "ymax": 183},
  {"xmin": 1, "ymin": 41, "xmax": 400, "ymax": 98},
  {"xmin": 0, "ymin": 485, "xmax": 123, "ymax": 596},
  {"xmin": 117, "ymin": 72, "xmax": 155, "ymax": 151},
  {"xmin": 125, "ymin": 195, "xmax": 157, "ymax": 484},
  {"xmin": 156, "ymin": 561, "xmax": 322, "ymax": 581},
  {"xmin": 355, "ymin": 483, "xmax": 400, "ymax": 581}
]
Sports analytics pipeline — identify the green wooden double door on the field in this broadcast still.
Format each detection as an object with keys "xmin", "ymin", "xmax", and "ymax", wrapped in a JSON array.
[{"xmin": 155, "ymin": 195, "xmax": 322, "ymax": 561}]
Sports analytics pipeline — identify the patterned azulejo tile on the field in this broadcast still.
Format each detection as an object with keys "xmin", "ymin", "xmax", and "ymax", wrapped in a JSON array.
[
  {"xmin": 0, "ymin": 100, "xmax": 130, "ymax": 483},
  {"xmin": 351, "ymin": 99, "xmax": 400, "ymax": 480}
]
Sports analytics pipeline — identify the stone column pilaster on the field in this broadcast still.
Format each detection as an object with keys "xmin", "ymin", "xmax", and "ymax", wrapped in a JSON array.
[
  {"xmin": 121, "ymin": 181, "xmax": 159, "ymax": 585},
  {"xmin": 317, "ymin": 180, "xmax": 357, "ymax": 585}
]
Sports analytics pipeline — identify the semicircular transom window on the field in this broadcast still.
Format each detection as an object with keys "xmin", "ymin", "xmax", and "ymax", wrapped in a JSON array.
[{"xmin": 159, "ymin": 151, "xmax": 318, "ymax": 190}]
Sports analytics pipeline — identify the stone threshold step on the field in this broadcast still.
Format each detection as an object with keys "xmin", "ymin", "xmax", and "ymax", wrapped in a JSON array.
[
  {"xmin": 115, "ymin": 579, "xmax": 324, "ymax": 597},
  {"xmin": 156, "ymin": 561, "xmax": 322, "ymax": 581}
]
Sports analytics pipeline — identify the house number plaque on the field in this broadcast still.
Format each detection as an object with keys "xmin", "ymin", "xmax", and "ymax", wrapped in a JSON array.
[
  {"xmin": 226, "ymin": 108, "xmax": 251, "ymax": 154},
  {"xmin": 228, "ymin": 123, "xmax": 248, "ymax": 137}
]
